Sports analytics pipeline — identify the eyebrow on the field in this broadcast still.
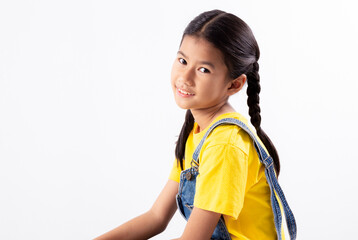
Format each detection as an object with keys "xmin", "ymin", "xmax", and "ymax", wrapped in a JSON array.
[{"xmin": 177, "ymin": 51, "xmax": 216, "ymax": 69}]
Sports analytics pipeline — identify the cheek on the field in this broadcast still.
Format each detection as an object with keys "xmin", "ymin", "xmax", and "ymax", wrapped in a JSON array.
[
  {"xmin": 170, "ymin": 72, "xmax": 176, "ymax": 88},
  {"xmin": 204, "ymin": 78, "xmax": 227, "ymax": 96},
  {"xmin": 170, "ymin": 63, "xmax": 177, "ymax": 83},
  {"xmin": 170, "ymin": 71, "xmax": 177, "ymax": 91}
]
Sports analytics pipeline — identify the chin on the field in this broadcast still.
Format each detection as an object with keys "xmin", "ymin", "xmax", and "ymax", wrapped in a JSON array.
[
  {"xmin": 176, "ymin": 104, "xmax": 191, "ymax": 110},
  {"xmin": 174, "ymin": 100, "xmax": 191, "ymax": 110}
]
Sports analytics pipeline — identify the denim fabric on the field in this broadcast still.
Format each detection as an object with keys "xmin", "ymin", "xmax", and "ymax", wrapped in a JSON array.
[
  {"xmin": 176, "ymin": 168, "xmax": 232, "ymax": 240},
  {"xmin": 176, "ymin": 118, "xmax": 297, "ymax": 240}
]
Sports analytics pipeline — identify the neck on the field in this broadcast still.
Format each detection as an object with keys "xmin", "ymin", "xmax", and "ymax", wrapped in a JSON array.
[{"xmin": 191, "ymin": 102, "xmax": 235, "ymax": 133}]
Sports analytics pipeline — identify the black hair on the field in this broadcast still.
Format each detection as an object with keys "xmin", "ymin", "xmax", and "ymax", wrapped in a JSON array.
[{"xmin": 174, "ymin": 10, "xmax": 281, "ymax": 176}]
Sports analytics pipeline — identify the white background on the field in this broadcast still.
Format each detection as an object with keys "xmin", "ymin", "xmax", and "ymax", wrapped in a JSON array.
[{"xmin": 1, "ymin": 0, "xmax": 357, "ymax": 239}]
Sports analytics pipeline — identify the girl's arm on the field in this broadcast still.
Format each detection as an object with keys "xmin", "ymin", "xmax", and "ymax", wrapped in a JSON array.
[
  {"xmin": 172, "ymin": 207, "xmax": 221, "ymax": 240},
  {"xmin": 94, "ymin": 179, "xmax": 179, "ymax": 240}
]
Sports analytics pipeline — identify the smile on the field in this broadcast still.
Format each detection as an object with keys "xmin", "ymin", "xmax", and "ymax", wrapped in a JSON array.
[{"xmin": 177, "ymin": 87, "xmax": 195, "ymax": 96}]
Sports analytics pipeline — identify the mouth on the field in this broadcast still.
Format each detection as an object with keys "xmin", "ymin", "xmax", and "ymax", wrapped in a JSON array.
[{"xmin": 177, "ymin": 87, "xmax": 195, "ymax": 96}]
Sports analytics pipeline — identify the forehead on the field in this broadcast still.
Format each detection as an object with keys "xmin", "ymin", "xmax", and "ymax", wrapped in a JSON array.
[{"xmin": 179, "ymin": 35, "xmax": 226, "ymax": 67}]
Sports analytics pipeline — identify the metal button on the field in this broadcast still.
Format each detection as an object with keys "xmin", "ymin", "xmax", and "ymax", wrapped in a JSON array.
[{"xmin": 185, "ymin": 171, "xmax": 192, "ymax": 181}]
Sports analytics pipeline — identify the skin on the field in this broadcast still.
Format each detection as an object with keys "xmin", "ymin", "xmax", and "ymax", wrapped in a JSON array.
[
  {"xmin": 94, "ymin": 35, "xmax": 246, "ymax": 240},
  {"xmin": 171, "ymin": 35, "xmax": 246, "ymax": 132}
]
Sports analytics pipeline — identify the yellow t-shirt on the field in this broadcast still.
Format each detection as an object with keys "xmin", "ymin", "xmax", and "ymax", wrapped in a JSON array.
[{"xmin": 169, "ymin": 112, "xmax": 277, "ymax": 240}]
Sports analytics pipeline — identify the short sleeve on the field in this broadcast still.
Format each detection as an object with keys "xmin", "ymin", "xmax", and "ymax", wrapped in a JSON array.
[
  {"xmin": 194, "ymin": 144, "xmax": 248, "ymax": 220},
  {"xmin": 169, "ymin": 158, "xmax": 181, "ymax": 183}
]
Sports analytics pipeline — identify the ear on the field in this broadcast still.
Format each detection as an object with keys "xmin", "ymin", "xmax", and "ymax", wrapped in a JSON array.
[{"xmin": 227, "ymin": 74, "xmax": 247, "ymax": 96}]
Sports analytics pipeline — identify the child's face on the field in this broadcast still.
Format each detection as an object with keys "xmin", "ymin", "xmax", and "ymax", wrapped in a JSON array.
[{"xmin": 171, "ymin": 35, "xmax": 232, "ymax": 111}]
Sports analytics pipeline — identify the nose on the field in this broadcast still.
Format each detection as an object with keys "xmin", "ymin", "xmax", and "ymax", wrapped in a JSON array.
[{"xmin": 178, "ymin": 67, "xmax": 195, "ymax": 87}]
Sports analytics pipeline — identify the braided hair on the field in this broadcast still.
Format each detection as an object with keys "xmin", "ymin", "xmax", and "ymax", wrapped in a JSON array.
[
  {"xmin": 247, "ymin": 62, "xmax": 280, "ymax": 175},
  {"xmin": 175, "ymin": 109, "xmax": 194, "ymax": 170},
  {"xmin": 175, "ymin": 10, "xmax": 281, "ymax": 176}
]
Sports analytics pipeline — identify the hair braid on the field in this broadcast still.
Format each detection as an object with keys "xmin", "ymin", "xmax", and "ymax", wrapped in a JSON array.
[
  {"xmin": 175, "ymin": 110, "xmax": 194, "ymax": 170},
  {"xmin": 247, "ymin": 62, "xmax": 281, "ymax": 176}
]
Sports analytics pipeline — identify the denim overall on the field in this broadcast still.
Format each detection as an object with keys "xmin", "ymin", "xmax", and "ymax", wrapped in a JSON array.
[{"xmin": 176, "ymin": 118, "xmax": 297, "ymax": 240}]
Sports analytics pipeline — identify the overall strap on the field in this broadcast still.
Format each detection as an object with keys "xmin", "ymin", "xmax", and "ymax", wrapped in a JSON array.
[{"xmin": 191, "ymin": 118, "xmax": 297, "ymax": 240}]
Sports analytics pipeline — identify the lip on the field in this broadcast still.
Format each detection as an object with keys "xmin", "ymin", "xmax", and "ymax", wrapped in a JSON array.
[{"xmin": 176, "ymin": 87, "xmax": 195, "ymax": 97}]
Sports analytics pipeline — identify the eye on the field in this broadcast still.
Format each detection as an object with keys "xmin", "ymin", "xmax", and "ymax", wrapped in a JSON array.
[
  {"xmin": 178, "ymin": 58, "xmax": 187, "ymax": 65},
  {"xmin": 199, "ymin": 67, "xmax": 211, "ymax": 73}
]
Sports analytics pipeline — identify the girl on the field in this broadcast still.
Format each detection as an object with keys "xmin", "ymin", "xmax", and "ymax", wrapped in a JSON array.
[{"xmin": 95, "ymin": 9, "xmax": 296, "ymax": 240}]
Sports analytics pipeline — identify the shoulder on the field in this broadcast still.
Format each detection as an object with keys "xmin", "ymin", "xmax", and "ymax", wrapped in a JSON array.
[{"xmin": 203, "ymin": 114, "xmax": 253, "ymax": 156}]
